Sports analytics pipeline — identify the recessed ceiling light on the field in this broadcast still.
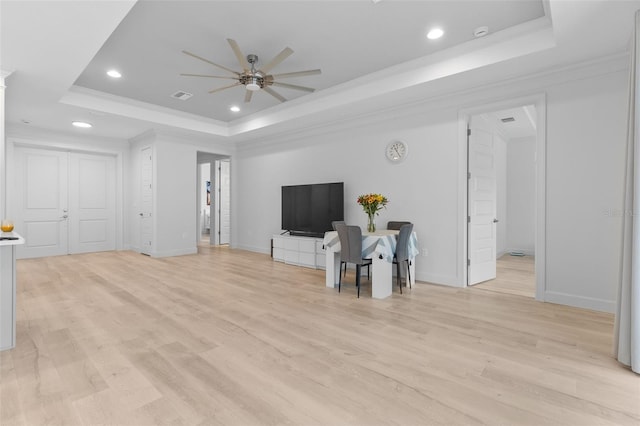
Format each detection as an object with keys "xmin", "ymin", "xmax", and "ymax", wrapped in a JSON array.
[
  {"xmin": 427, "ymin": 28, "xmax": 444, "ymax": 40},
  {"xmin": 107, "ymin": 69, "xmax": 122, "ymax": 78},
  {"xmin": 72, "ymin": 121, "xmax": 92, "ymax": 128},
  {"xmin": 230, "ymin": 106, "xmax": 240, "ymax": 112}
]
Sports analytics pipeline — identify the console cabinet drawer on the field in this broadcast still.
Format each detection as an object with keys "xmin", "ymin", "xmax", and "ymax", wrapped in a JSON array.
[{"xmin": 271, "ymin": 235, "xmax": 325, "ymax": 270}]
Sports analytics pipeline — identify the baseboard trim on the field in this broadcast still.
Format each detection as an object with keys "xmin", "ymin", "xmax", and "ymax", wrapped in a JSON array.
[
  {"xmin": 544, "ymin": 291, "xmax": 615, "ymax": 313},
  {"xmin": 504, "ymin": 248, "xmax": 535, "ymax": 256},
  {"xmin": 416, "ymin": 273, "xmax": 462, "ymax": 287},
  {"xmin": 150, "ymin": 247, "xmax": 198, "ymax": 258},
  {"xmin": 235, "ymin": 244, "xmax": 270, "ymax": 255}
]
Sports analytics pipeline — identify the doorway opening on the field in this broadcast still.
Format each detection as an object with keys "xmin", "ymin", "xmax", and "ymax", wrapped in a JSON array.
[
  {"xmin": 461, "ymin": 94, "xmax": 546, "ymax": 301},
  {"xmin": 197, "ymin": 152, "xmax": 231, "ymax": 247}
]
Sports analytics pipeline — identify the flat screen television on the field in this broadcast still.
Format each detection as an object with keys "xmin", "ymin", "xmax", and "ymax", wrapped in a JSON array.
[{"xmin": 282, "ymin": 182, "xmax": 344, "ymax": 237}]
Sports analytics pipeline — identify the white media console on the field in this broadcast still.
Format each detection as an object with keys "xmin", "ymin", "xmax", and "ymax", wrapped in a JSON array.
[{"xmin": 272, "ymin": 234, "xmax": 326, "ymax": 269}]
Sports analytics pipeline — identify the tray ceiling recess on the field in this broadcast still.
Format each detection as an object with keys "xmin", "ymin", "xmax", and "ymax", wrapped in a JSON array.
[{"xmin": 180, "ymin": 38, "xmax": 321, "ymax": 104}]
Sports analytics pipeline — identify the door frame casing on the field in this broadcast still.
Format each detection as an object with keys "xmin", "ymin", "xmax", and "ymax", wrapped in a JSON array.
[
  {"xmin": 196, "ymin": 152, "xmax": 231, "ymax": 247},
  {"xmin": 458, "ymin": 93, "xmax": 546, "ymax": 301},
  {"xmin": 6, "ymin": 138, "xmax": 125, "ymax": 252}
]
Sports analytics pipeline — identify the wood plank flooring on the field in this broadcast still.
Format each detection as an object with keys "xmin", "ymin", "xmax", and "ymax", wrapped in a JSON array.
[
  {"xmin": 475, "ymin": 255, "xmax": 535, "ymax": 298},
  {"xmin": 1, "ymin": 246, "xmax": 638, "ymax": 425}
]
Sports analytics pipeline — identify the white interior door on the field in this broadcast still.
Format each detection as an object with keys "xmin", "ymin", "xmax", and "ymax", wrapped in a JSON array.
[
  {"xmin": 13, "ymin": 147, "xmax": 69, "ymax": 258},
  {"xmin": 140, "ymin": 147, "xmax": 153, "ymax": 255},
  {"xmin": 468, "ymin": 124, "xmax": 498, "ymax": 285},
  {"xmin": 219, "ymin": 160, "xmax": 230, "ymax": 245},
  {"xmin": 68, "ymin": 153, "xmax": 116, "ymax": 254}
]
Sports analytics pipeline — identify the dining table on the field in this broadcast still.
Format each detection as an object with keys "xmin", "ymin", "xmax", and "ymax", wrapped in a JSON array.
[{"xmin": 322, "ymin": 229, "xmax": 419, "ymax": 299}]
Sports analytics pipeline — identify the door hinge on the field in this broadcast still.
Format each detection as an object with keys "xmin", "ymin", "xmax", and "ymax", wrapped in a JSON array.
[
  {"xmin": 468, "ymin": 172, "xmax": 471, "ymax": 179},
  {"xmin": 467, "ymin": 259, "xmax": 471, "ymax": 266},
  {"xmin": 467, "ymin": 128, "xmax": 471, "ymax": 136},
  {"xmin": 467, "ymin": 216, "xmax": 471, "ymax": 223}
]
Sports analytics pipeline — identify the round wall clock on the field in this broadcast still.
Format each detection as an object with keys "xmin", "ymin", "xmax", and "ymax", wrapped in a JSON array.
[{"xmin": 385, "ymin": 140, "xmax": 408, "ymax": 163}]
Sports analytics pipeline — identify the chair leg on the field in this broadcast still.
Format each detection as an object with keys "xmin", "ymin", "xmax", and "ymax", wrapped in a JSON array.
[
  {"xmin": 396, "ymin": 260, "xmax": 402, "ymax": 294},
  {"xmin": 407, "ymin": 260, "xmax": 412, "ymax": 289},
  {"xmin": 356, "ymin": 264, "xmax": 361, "ymax": 298},
  {"xmin": 338, "ymin": 262, "xmax": 343, "ymax": 293},
  {"xmin": 343, "ymin": 262, "xmax": 347, "ymax": 277}
]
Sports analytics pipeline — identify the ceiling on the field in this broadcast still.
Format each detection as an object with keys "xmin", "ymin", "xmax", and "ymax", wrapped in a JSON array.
[
  {"xmin": 73, "ymin": 0, "xmax": 544, "ymax": 122},
  {"xmin": 490, "ymin": 105, "xmax": 537, "ymax": 139},
  {"xmin": 1, "ymin": 1, "xmax": 639, "ymax": 143}
]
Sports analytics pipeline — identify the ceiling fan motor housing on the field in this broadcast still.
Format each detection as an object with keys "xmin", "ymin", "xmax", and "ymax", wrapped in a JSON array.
[
  {"xmin": 243, "ymin": 54, "xmax": 263, "ymax": 90},
  {"xmin": 241, "ymin": 74, "xmax": 264, "ymax": 90}
]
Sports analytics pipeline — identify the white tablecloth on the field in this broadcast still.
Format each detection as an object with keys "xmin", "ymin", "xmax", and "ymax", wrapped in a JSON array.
[{"xmin": 322, "ymin": 229, "xmax": 419, "ymax": 263}]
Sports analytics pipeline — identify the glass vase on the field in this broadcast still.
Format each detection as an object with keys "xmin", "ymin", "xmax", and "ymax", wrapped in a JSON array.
[{"xmin": 367, "ymin": 213, "xmax": 376, "ymax": 233}]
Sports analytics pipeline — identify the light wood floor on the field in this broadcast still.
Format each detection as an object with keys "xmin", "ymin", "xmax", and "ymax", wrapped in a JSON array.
[
  {"xmin": 475, "ymin": 255, "xmax": 535, "ymax": 298},
  {"xmin": 1, "ymin": 247, "xmax": 638, "ymax": 425}
]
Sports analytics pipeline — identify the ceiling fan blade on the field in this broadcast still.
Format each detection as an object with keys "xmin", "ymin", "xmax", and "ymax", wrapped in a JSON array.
[
  {"xmin": 180, "ymin": 73, "xmax": 238, "ymax": 80},
  {"xmin": 182, "ymin": 50, "xmax": 239, "ymax": 76},
  {"xmin": 263, "ymin": 87, "xmax": 287, "ymax": 103},
  {"xmin": 208, "ymin": 82, "xmax": 241, "ymax": 94},
  {"xmin": 258, "ymin": 47, "xmax": 294, "ymax": 74},
  {"xmin": 271, "ymin": 69, "xmax": 321, "ymax": 79},
  {"xmin": 227, "ymin": 39, "xmax": 251, "ymax": 72},
  {"xmin": 244, "ymin": 90, "xmax": 253, "ymax": 103},
  {"xmin": 271, "ymin": 82, "xmax": 315, "ymax": 93}
]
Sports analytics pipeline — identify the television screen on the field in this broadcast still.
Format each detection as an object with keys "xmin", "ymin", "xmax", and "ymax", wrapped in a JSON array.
[{"xmin": 282, "ymin": 182, "xmax": 344, "ymax": 237}]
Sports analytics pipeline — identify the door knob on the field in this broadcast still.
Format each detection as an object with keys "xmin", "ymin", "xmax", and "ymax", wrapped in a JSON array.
[
  {"xmin": 493, "ymin": 218, "xmax": 499, "ymax": 223},
  {"xmin": 139, "ymin": 213, "xmax": 144, "ymax": 217},
  {"xmin": 61, "ymin": 214, "xmax": 68, "ymax": 219}
]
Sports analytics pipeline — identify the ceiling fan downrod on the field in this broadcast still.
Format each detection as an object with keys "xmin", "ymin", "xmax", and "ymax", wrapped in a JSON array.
[{"xmin": 244, "ymin": 54, "xmax": 263, "ymax": 91}]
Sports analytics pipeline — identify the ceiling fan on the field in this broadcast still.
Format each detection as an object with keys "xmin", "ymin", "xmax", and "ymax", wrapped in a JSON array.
[{"xmin": 180, "ymin": 39, "xmax": 321, "ymax": 103}]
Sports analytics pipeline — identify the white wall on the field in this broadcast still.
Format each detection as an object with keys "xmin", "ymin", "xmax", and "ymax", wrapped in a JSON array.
[
  {"xmin": 506, "ymin": 136, "xmax": 536, "ymax": 254},
  {"xmin": 544, "ymin": 72, "xmax": 626, "ymax": 312},
  {"xmin": 129, "ymin": 132, "xmax": 233, "ymax": 257},
  {"xmin": 236, "ymin": 108, "xmax": 466, "ymax": 286},
  {"xmin": 154, "ymin": 138, "xmax": 197, "ymax": 256},
  {"xmin": 234, "ymin": 58, "xmax": 628, "ymax": 312},
  {"xmin": 495, "ymin": 131, "xmax": 508, "ymax": 257}
]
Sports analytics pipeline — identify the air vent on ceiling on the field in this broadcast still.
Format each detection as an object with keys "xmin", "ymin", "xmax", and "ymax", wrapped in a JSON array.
[
  {"xmin": 171, "ymin": 90, "xmax": 193, "ymax": 101},
  {"xmin": 501, "ymin": 117, "xmax": 515, "ymax": 123}
]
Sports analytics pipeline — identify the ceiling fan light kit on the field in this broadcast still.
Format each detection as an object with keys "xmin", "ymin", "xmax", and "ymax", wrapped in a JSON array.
[{"xmin": 181, "ymin": 38, "xmax": 321, "ymax": 104}]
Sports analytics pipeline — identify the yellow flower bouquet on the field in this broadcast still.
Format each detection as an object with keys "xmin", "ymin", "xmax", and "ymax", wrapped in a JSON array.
[{"xmin": 357, "ymin": 193, "xmax": 388, "ymax": 232}]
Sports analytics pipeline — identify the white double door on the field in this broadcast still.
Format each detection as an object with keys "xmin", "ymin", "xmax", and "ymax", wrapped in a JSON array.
[{"xmin": 12, "ymin": 147, "xmax": 116, "ymax": 259}]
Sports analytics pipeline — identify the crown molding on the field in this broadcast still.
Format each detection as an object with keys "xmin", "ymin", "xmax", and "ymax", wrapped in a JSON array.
[{"xmin": 235, "ymin": 50, "xmax": 629, "ymax": 153}]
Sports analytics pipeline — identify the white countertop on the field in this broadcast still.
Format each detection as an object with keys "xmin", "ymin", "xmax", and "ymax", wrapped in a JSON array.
[{"xmin": 0, "ymin": 232, "xmax": 25, "ymax": 246}]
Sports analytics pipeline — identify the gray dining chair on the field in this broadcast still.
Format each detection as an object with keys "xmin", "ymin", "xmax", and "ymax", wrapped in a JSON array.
[
  {"xmin": 387, "ymin": 221, "xmax": 412, "ymax": 231},
  {"xmin": 335, "ymin": 224, "xmax": 372, "ymax": 298},
  {"xmin": 393, "ymin": 223, "xmax": 414, "ymax": 294},
  {"xmin": 331, "ymin": 220, "xmax": 345, "ymax": 230},
  {"xmin": 332, "ymin": 221, "xmax": 347, "ymax": 276}
]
